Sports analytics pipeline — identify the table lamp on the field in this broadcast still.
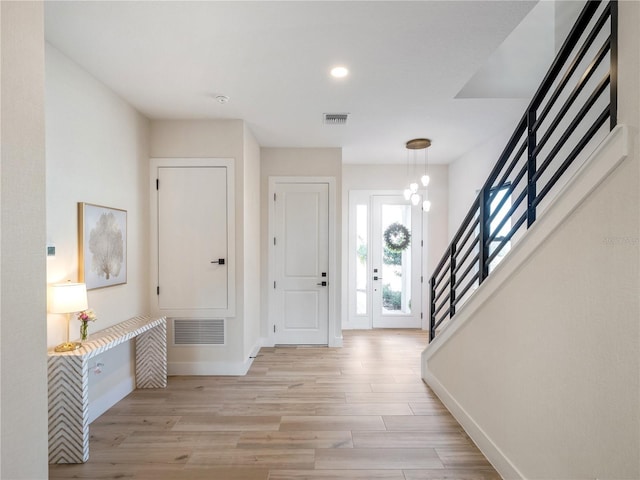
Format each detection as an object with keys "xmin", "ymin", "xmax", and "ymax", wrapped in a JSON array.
[{"xmin": 50, "ymin": 282, "xmax": 88, "ymax": 352}]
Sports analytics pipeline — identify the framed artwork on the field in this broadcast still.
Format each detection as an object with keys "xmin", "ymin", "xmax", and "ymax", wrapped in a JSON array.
[{"xmin": 78, "ymin": 202, "xmax": 127, "ymax": 290}]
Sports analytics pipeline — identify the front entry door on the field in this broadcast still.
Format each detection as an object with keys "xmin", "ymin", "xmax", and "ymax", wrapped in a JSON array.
[
  {"xmin": 272, "ymin": 182, "xmax": 329, "ymax": 344},
  {"xmin": 371, "ymin": 195, "xmax": 422, "ymax": 328}
]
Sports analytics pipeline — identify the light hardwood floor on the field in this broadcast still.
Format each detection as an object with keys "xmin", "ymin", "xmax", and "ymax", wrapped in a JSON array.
[{"xmin": 50, "ymin": 329, "xmax": 501, "ymax": 479}]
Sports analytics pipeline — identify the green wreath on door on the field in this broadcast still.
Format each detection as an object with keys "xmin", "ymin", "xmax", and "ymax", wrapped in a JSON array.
[{"xmin": 383, "ymin": 222, "xmax": 411, "ymax": 252}]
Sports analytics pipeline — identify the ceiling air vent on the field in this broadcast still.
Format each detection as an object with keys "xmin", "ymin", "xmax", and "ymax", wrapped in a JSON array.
[{"xmin": 323, "ymin": 113, "xmax": 349, "ymax": 125}]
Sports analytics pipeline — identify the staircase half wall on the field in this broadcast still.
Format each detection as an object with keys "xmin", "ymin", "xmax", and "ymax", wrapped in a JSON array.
[{"xmin": 422, "ymin": 125, "xmax": 639, "ymax": 480}]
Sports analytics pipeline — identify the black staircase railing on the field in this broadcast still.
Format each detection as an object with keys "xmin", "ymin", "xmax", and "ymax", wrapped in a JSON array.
[{"xmin": 429, "ymin": 0, "xmax": 617, "ymax": 342}]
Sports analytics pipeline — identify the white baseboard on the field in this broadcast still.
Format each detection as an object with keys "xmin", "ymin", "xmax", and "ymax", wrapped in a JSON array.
[
  {"xmin": 423, "ymin": 369, "xmax": 524, "ymax": 480},
  {"xmin": 88, "ymin": 376, "xmax": 135, "ymax": 424}
]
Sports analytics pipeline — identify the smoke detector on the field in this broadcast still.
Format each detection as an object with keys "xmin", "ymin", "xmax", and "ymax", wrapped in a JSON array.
[
  {"xmin": 214, "ymin": 95, "xmax": 230, "ymax": 104},
  {"xmin": 323, "ymin": 113, "xmax": 349, "ymax": 125}
]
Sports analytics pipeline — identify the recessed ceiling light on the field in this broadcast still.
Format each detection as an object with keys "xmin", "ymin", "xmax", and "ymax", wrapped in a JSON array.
[
  {"xmin": 215, "ymin": 95, "xmax": 230, "ymax": 104},
  {"xmin": 330, "ymin": 66, "xmax": 349, "ymax": 78}
]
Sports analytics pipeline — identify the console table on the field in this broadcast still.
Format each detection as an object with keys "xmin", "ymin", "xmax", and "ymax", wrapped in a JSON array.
[{"xmin": 47, "ymin": 315, "xmax": 167, "ymax": 463}]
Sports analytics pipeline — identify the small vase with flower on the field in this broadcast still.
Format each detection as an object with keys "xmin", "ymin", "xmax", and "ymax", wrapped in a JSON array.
[{"xmin": 77, "ymin": 309, "xmax": 97, "ymax": 342}]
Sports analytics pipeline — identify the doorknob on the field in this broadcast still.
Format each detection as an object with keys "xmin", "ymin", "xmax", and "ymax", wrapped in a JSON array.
[
  {"xmin": 210, "ymin": 258, "xmax": 225, "ymax": 265},
  {"xmin": 316, "ymin": 281, "xmax": 327, "ymax": 287}
]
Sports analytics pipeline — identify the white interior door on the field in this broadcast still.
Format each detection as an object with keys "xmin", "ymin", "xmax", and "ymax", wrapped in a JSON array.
[
  {"xmin": 272, "ymin": 182, "xmax": 329, "ymax": 344},
  {"xmin": 371, "ymin": 195, "xmax": 422, "ymax": 328},
  {"xmin": 157, "ymin": 166, "xmax": 229, "ymax": 311}
]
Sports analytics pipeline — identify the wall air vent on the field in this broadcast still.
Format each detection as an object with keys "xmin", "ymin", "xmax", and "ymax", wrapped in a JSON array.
[
  {"xmin": 323, "ymin": 113, "xmax": 349, "ymax": 125},
  {"xmin": 173, "ymin": 318, "xmax": 224, "ymax": 345}
]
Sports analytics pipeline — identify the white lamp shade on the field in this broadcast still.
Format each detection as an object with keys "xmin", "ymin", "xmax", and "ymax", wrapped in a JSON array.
[
  {"xmin": 409, "ymin": 182, "xmax": 419, "ymax": 194},
  {"xmin": 421, "ymin": 174, "xmax": 430, "ymax": 187},
  {"xmin": 49, "ymin": 283, "xmax": 88, "ymax": 314},
  {"xmin": 410, "ymin": 193, "xmax": 421, "ymax": 206},
  {"xmin": 403, "ymin": 188, "xmax": 412, "ymax": 200},
  {"xmin": 422, "ymin": 200, "xmax": 432, "ymax": 212}
]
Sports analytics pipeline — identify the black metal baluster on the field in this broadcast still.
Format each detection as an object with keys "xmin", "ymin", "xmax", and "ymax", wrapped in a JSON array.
[
  {"xmin": 527, "ymin": 110, "xmax": 538, "ymax": 228},
  {"xmin": 449, "ymin": 244, "xmax": 456, "ymax": 320},
  {"xmin": 609, "ymin": 0, "xmax": 618, "ymax": 129},
  {"xmin": 429, "ymin": 277, "xmax": 436, "ymax": 342},
  {"xmin": 478, "ymin": 187, "xmax": 490, "ymax": 284}
]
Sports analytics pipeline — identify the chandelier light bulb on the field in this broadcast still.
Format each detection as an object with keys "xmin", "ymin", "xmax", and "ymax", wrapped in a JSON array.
[
  {"xmin": 410, "ymin": 193, "xmax": 420, "ymax": 206},
  {"xmin": 409, "ymin": 182, "xmax": 419, "ymax": 194},
  {"xmin": 421, "ymin": 174, "xmax": 430, "ymax": 187},
  {"xmin": 422, "ymin": 200, "xmax": 432, "ymax": 212},
  {"xmin": 403, "ymin": 188, "xmax": 412, "ymax": 200}
]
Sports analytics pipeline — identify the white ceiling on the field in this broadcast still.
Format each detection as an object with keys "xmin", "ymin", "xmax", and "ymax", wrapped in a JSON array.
[{"xmin": 44, "ymin": 1, "xmax": 556, "ymax": 165}]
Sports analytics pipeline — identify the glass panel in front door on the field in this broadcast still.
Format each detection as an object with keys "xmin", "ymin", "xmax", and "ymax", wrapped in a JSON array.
[
  {"xmin": 381, "ymin": 203, "xmax": 412, "ymax": 315},
  {"xmin": 372, "ymin": 195, "xmax": 422, "ymax": 329}
]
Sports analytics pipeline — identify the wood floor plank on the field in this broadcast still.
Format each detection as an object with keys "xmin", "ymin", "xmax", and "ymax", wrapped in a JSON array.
[
  {"xmin": 48, "ymin": 330, "xmax": 499, "ymax": 479},
  {"xmin": 352, "ymin": 431, "xmax": 475, "ymax": 448},
  {"xmin": 371, "ymin": 383, "xmax": 431, "ymax": 393},
  {"xmin": 255, "ymin": 392, "xmax": 347, "ymax": 404},
  {"xmin": 172, "ymin": 415, "xmax": 281, "ymax": 432},
  {"xmin": 410, "ymin": 402, "xmax": 450, "ymax": 415},
  {"xmin": 86, "ymin": 448, "xmax": 192, "ymax": 464},
  {"xmin": 403, "ymin": 468, "xmax": 502, "ymax": 480},
  {"xmin": 237, "ymin": 431, "xmax": 353, "ymax": 449},
  {"xmin": 187, "ymin": 448, "xmax": 315, "ymax": 469},
  {"xmin": 314, "ymin": 447, "xmax": 444, "ymax": 469},
  {"xmin": 90, "ymin": 415, "xmax": 181, "ymax": 432},
  {"xmin": 213, "ymin": 403, "xmax": 318, "ymax": 416},
  {"xmin": 346, "ymin": 392, "xmax": 442, "ymax": 403},
  {"xmin": 280, "ymin": 415, "xmax": 386, "ymax": 431},
  {"xmin": 49, "ymin": 463, "xmax": 139, "ymax": 479},
  {"xmin": 315, "ymin": 402, "xmax": 414, "ymax": 416},
  {"xmin": 435, "ymin": 446, "xmax": 496, "ymax": 468},
  {"xmin": 315, "ymin": 375, "xmax": 399, "ymax": 384},
  {"xmin": 106, "ymin": 404, "xmax": 222, "ymax": 416},
  {"xmin": 341, "ymin": 367, "xmax": 417, "ymax": 375},
  {"xmin": 269, "ymin": 470, "xmax": 406, "ymax": 480},
  {"xmin": 383, "ymin": 415, "xmax": 464, "ymax": 432},
  {"xmin": 117, "ymin": 431, "xmax": 241, "ymax": 449}
]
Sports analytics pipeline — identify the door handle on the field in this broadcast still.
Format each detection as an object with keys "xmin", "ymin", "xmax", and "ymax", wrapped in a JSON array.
[
  {"xmin": 210, "ymin": 258, "xmax": 225, "ymax": 265},
  {"xmin": 316, "ymin": 281, "xmax": 327, "ymax": 287}
]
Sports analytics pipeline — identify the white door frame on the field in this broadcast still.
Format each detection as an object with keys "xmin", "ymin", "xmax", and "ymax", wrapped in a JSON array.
[
  {"xmin": 371, "ymin": 194, "xmax": 423, "ymax": 328},
  {"xmin": 268, "ymin": 176, "xmax": 340, "ymax": 347},
  {"xmin": 346, "ymin": 189, "xmax": 428, "ymax": 330}
]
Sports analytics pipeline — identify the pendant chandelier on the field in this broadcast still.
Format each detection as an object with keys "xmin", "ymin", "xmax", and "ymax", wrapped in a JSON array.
[{"xmin": 403, "ymin": 138, "xmax": 432, "ymax": 212}]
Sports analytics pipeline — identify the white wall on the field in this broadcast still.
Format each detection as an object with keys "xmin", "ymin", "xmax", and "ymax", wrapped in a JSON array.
[
  {"xmin": 554, "ymin": 1, "xmax": 586, "ymax": 53},
  {"xmin": 447, "ymin": 127, "xmax": 513, "ymax": 240},
  {"xmin": 45, "ymin": 44, "xmax": 151, "ymax": 419},
  {"xmin": 260, "ymin": 148, "xmax": 342, "ymax": 343},
  {"xmin": 149, "ymin": 120, "xmax": 258, "ymax": 372},
  {"xmin": 243, "ymin": 125, "xmax": 261, "ymax": 358},
  {"xmin": 0, "ymin": 2, "xmax": 49, "ymax": 478}
]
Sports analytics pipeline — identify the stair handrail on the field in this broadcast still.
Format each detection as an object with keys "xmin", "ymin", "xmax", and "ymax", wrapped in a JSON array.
[{"xmin": 429, "ymin": 0, "xmax": 617, "ymax": 342}]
